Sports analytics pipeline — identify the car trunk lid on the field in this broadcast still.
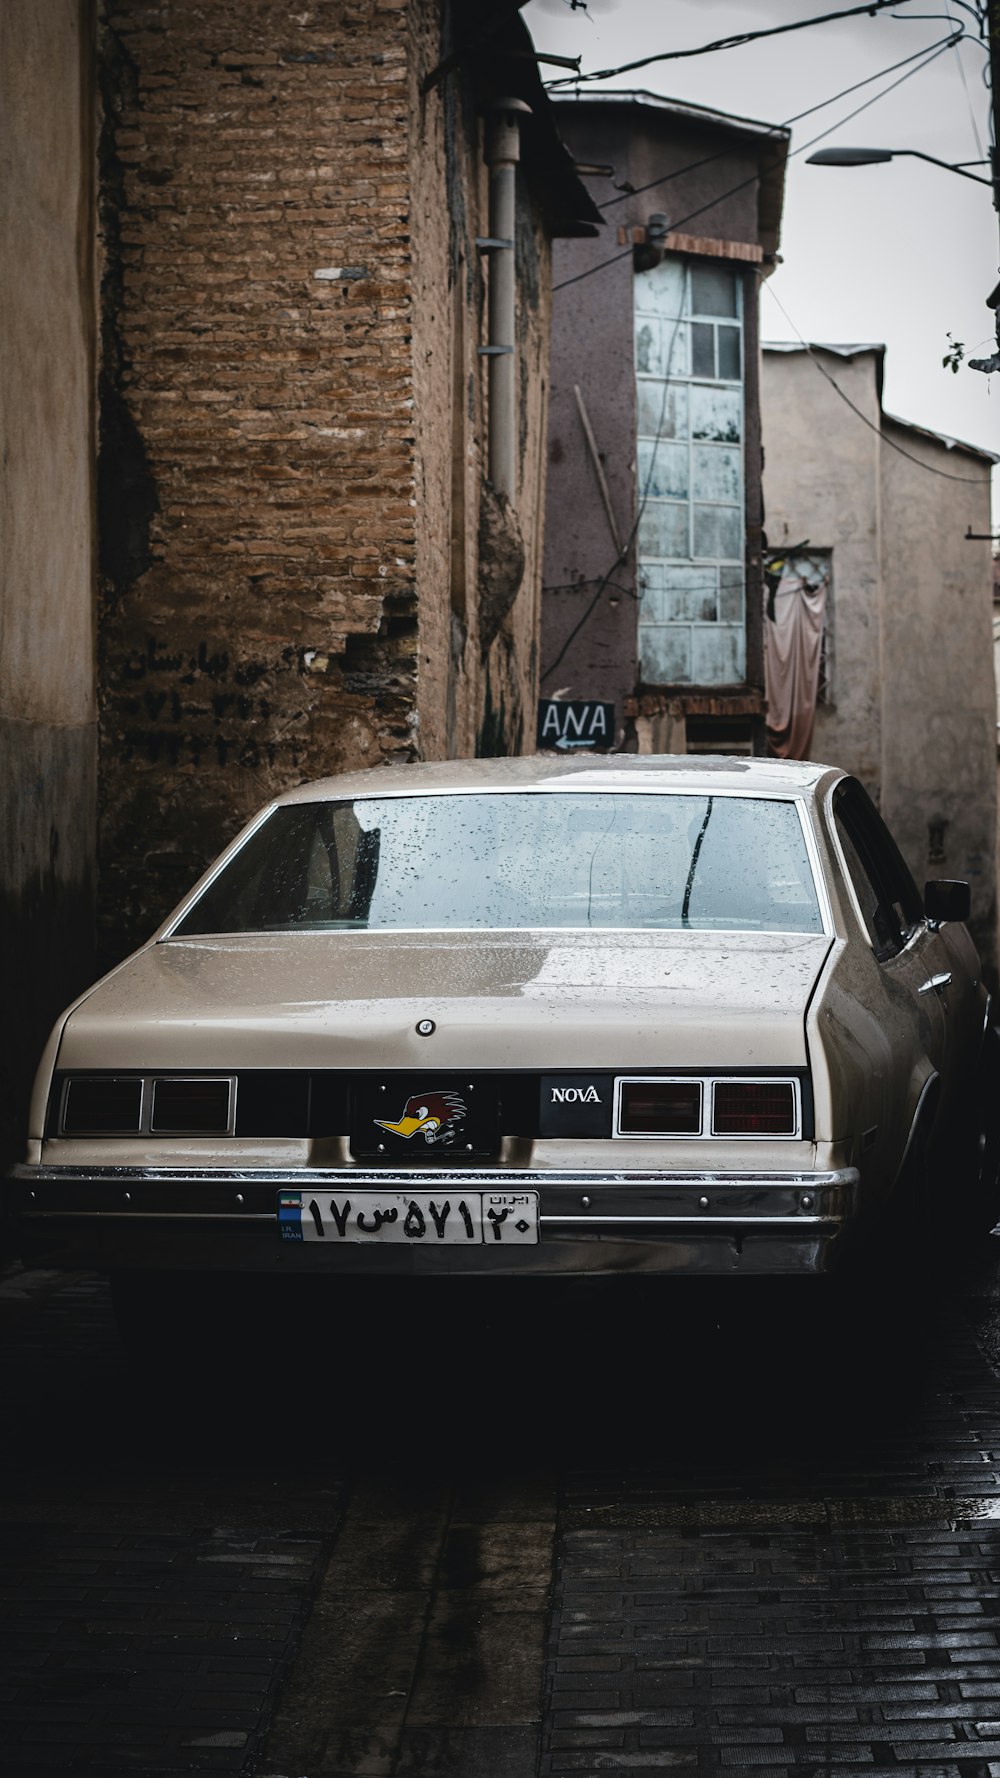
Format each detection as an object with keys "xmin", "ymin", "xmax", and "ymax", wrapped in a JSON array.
[{"xmin": 57, "ymin": 929, "xmax": 833, "ymax": 1072}]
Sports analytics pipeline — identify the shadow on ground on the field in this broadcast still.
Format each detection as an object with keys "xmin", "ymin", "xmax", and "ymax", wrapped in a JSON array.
[{"xmin": 5, "ymin": 1244, "xmax": 995, "ymax": 1506}]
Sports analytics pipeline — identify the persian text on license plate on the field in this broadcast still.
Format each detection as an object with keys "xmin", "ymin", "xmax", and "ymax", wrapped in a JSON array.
[{"xmin": 278, "ymin": 1190, "xmax": 539, "ymax": 1245}]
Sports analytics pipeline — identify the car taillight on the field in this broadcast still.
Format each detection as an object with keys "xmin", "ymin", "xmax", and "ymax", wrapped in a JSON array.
[
  {"xmin": 61, "ymin": 1076, "xmax": 143, "ymax": 1134},
  {"xmin": 150, "ymin": 1077, "xmax": 233, "ymax": 1133},
  {"xmin": 57, "ymin": 1073, "xmax": 237, "ymax": 1136},
  {"xmin": 712, "ymin": 1080, "xmax": 796, "ymax": 1136},
  {"xmin": 617, "ymin": 1079, "xmax": 702, "ymax": 1136}
]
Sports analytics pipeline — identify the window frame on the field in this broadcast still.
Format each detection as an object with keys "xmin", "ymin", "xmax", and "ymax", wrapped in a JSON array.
[
  {"xmin": 634, "ymin": 256, "xmax": 747, "ymax": 687},
  {"xmin": 161, "ymin": 787, "xmax": 834, "ymax": 941},
  {"xmin": 830, "ymin": 780, "xmax": 924, "ymax": 962}
]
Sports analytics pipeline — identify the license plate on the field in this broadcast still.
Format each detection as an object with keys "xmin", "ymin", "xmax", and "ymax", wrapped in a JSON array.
[{"xmin": 278, "ymin": 1190, "xmax": 539, "ymax": 1245}]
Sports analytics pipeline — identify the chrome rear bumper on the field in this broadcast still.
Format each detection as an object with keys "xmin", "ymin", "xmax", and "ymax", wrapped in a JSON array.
[{"xmin": 5, "ymin": 1162, "xmax": 860, "ymax": 1276}]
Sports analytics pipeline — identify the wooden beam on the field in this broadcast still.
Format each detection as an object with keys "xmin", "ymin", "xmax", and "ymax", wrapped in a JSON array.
[
  {"xmin": 573, "ymin": 385, "xmax": 625, "ymax": 561},
  {"xmin": 617, "ymin": 225, "xmax": 763, "ymax": 264}
]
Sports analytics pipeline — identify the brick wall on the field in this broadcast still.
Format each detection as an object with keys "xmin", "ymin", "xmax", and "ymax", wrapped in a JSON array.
[
  {"xmin": 2, "ymin": 0, "xmax": 97, "ymax": 1176},
  {"xmin": 98, "ymin": 0, "xmax": 423, "ymax": 949},
  {"xmin": 408, "ymin": 14, "xmax": 552, "ymax": 763},
  {"xmin": 97, "ymin": 0, "xmax": 556, "ymax": 954},
  {"xmin": 96, "ymin": 0, "xmax": 554, "ymax": 950}
]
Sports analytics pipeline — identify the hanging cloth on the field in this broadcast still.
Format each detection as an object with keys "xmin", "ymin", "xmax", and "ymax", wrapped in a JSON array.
[{"xmin": 764, "ymin": 568, "xmax": 827, "ymax": 760}]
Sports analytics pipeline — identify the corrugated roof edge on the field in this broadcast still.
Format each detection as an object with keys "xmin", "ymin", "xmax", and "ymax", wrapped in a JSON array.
[
  {"xmin": 764, "ymin": 341, "xmax": 884, "ymax": 358},
  {"xmin": 457, "ymin": 6, "xmax": 603, "ymax": 236},
  {"xmin": 551, "ymin": 88, "xmax": 789, "ymax": 143},
  {"xmin": 551, "ymin": 88, "xmax": 788, "ymax": 261},
  {"xmin": 763, "ymin": 341, "xmax": 999, "ymax": 466}
]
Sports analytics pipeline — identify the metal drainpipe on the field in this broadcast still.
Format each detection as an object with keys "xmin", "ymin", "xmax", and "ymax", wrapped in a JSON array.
[{"xmin": 479, "ymin": 97, "xmax": 531, "ymax": 502}]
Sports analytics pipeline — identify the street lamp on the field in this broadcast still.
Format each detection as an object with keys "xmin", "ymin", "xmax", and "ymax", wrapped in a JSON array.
[
  {"xmin": 806, "ymin": 145, "xmax": 991, "ymax": 186},
  {"xmin": 806, "ymin": 144, "xmax": 1000, "ymax": 371}
]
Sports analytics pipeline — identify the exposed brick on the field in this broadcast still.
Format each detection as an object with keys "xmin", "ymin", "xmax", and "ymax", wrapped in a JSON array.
[{"xmin": 96, "ymin": 0, "xmax": 555, "ymax": 947}]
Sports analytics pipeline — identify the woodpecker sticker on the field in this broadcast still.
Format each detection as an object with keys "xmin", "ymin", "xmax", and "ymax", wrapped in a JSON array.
[{"xmin": 374, "ymin": 1090, "xmax": 468, "ymax": 1146}]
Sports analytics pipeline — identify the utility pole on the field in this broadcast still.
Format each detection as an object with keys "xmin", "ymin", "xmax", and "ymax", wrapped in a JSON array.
[
  {"xmin": 971, "ymin": 0, "xmax": 1000, "ymax": 371},
  {"xmin": 982, "ymin": 0, "xmax": 989, "ymax": 204}
]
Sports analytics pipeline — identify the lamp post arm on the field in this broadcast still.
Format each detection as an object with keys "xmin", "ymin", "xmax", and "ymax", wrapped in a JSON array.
[{"xmin": 896, "ymin": 149, "xmax": 992, "ymax": 185}]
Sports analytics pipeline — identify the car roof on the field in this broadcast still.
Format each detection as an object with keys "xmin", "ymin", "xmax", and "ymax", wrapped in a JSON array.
[{"xmin": 275, "ymin": 755, "xmax": 842, "ymax": 805}]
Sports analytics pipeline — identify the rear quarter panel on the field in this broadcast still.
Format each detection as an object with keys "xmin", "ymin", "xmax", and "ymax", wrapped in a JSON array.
[
  {"xmin": 806, "ymin": 934, "xmax": 931, "ymax": 1211},
  {"xmin": 805, "ymin": 778, "xmax": 938, "ymax": 1211}
]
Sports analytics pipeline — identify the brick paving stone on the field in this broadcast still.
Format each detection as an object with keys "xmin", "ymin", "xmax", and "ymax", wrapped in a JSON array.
[
  {"xmin": 0, "ymin": 1526, "xmax": 327, "ymax": 1771},
  {"xmin": 13, "ymin": 1251, "xmax": 1000, "ymax": 1775},
  {"xmin": 0, "ymin": 1269, "xmax": 344, "ymax": 1776},
  {"xmin": 542, "ymin": 1515, "xmax": 1000, "ymax": 1776}
]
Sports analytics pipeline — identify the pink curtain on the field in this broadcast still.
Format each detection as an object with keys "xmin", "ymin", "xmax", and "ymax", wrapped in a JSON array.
[{"xmin": 764, "ymin": 569, "xmax": 827, "ymax": 760}]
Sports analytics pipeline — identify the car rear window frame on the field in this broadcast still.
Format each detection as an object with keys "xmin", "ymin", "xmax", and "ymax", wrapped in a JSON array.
[{"xmin": 161, "ymin": 787, "xmax": 833, "ymax": 941}]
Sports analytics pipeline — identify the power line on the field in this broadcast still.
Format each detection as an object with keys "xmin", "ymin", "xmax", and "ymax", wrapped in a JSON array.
[
  {"xmin": 597, "ymin": 32, "xmax": 958, "ymax": 212},
  {"xmin": 543, "ymin": 577, "xmax": 642, "ymax": 598},
  {"xmin": 944, "ymin": 0, "xmax": 987, "ymax": 156},
  {"xmin": 541, "ymin": 309, "xmax": 686, "ymax": 683},
  {"xmin": 539, "ymin": 20, "xmax": 986, "ymax": 683},
  {"xmin": 552, "ymin": 30, "xmax": 960, "ymax": 294},
  {"xmin": 545, "ymin": 0, "xmax": 909, "ymax": 89},
  {"xmin": 763, "ymin": 285, "xmax": 991, "ymax": 484}
]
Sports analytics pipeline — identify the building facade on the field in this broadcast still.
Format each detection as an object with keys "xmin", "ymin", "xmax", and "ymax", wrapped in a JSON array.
[
  {"xmin": 541, "ymin": 93, "xmax": 788, "ymax": 754},
  {"xmin": 1, "ymin": 0, "xmax": 98, "ymax": 1181},
  {"xmin": 0, "ymin": 0, "xmax": 597, "ymax": 1172},
  {"xmin": 95, "ymin": 0, "xmax": 596, "ymax": 952},
  {"xmin": 762, "ymin": 342, "xmax": 998, "ymax": 975}
]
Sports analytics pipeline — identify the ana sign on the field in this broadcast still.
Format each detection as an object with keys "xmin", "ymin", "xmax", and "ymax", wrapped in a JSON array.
[{"xmin": 537, "ymin": 699, "xmax": 616, "ymax": 751}]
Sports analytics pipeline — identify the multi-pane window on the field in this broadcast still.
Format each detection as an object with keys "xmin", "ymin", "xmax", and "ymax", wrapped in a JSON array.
[{"xmin": 634, "ymin": 260, "xmax": 745, "ymax": 685}]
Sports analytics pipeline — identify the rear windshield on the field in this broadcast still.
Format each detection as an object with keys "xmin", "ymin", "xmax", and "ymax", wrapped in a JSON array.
[{"xmin": 172, "ymin": 792, "xmax": 823, "ymax": 936}]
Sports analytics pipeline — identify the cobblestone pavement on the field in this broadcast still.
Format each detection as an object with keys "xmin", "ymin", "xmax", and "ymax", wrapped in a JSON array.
[
  {"xmin": 0, "ymin": 1272, "xmax": 344, "ymax": 1774},
  {"xmin": 539, "ymin": 1257, "xmax": 1000, "ymax": 1778},
  {"xmin": 4, "ymin": 1252, "xmax": 1000, "ymax": 1775}
]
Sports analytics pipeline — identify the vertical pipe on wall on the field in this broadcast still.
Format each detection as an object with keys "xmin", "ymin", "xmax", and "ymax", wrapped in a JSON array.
[{"xmin": 481, "ymin": 97, "xmax": 530, "ymax": 501}]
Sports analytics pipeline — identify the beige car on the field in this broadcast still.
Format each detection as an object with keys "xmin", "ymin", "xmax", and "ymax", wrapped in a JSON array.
[{"xmin": 7, "ymin": 755, "xmax": 997, "ymax": 1284}]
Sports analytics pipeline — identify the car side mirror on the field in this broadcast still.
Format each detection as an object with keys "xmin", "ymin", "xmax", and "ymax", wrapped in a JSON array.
[{"xmin": 924, "ymin": 879, "xmax": 970, "ymax": 924}]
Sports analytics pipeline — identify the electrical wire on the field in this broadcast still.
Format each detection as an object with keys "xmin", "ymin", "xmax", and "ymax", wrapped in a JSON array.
[
  {"xmin": 553, "ymin": 30, "xmax": 960, "ymax": 293},
  {"xmin": 763, "ymin": 285, "xmax": 992, "ymax": 484},
  {"xmin": 542, "ymin": 577, "xmax": 643, "ymax": 597},
  {"xmin": 545, "ymin": 0, "xmax": 908, "ymax": 90},
  {"xmin": 541, "ymin": 308, "xmax": 686, "ymax": 683},
  {"xmin": 597, "ymin": 31, "xmax": 959, "ymax": 212},
  {"xmin": 539, "ymin": 568, "xmax": 621, "ymax": 683},
  {"xmin": 944, "ymin": 0, "xmax": 986, "ymax": 157},
  {"xmin": 540, "ymin": 18, "xmax": 986, "ymax": 680}
]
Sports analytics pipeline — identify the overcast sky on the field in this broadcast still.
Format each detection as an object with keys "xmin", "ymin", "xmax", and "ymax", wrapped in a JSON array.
[{"xmin": 526, "ymin": 0, "xmax": 999, "ymax": 514}]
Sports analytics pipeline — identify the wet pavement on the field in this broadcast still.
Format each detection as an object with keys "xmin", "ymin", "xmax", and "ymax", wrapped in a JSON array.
[{"xmin": 4, "ymin": 1250, "xmax": 1000, "ymax": 1774}]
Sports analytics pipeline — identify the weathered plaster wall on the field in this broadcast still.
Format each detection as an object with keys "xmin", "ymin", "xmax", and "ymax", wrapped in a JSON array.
[
  {"xmin": 761, "ymin": 345, "xmax": 997, "ymax": 973},
  {"xmin": 408, "ymin": 1, "xmax": 455, "ymax": 763},
  {"xmin": 483, "ymin": 180, "xmax": 551, "ymax": 757},
  {"xmin": 542, "ymin": 102, "xmax": 771, "ymax": 729},
  {"xmin": 878, "ymin": 422, "xmax": 996, "ymax": 972},
  {"xmin": 409, "ymin": 18, "xmax": 551, "ymax": 763},
  {"xmin": 96, "ymin": 0, "xmax": 422, "ymax": 954},
  {"xmin": 1, "ymin": 0, "xmax": 97, "ymax": 1170},
  {"xmin": 543, "ymin": 108, "xmax": 644, "ymax": 726},
  {"xmin": 761, "ymin": 348, "xmax": 884, "ymax": 794},
  {"xmin": 543, "ymin": 137, "xmax": 636, "ymax": 723},
  {"xmin": 409, "ymin": 32, "xmax": 551, "ymax": 757}
]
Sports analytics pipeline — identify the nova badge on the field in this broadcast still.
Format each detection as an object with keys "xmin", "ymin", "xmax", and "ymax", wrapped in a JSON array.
[{"xmin": 374, "ymin": 1090, "xmax": 468, "ymax": 1147}]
